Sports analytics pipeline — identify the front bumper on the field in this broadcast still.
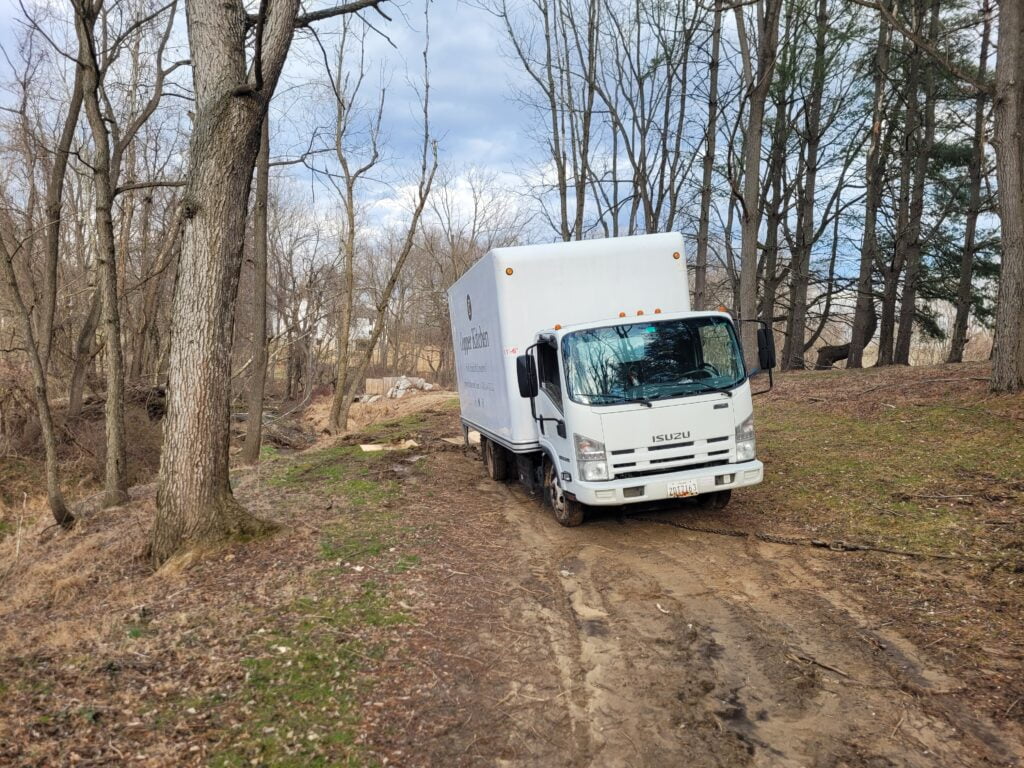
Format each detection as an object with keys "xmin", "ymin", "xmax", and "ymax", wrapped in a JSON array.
[{"xmin": 567, "ymin": 460, "xmax": 764, "ymax": 506}]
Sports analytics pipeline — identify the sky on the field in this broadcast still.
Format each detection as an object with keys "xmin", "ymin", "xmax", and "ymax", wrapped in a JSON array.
[{"xmin": 0, "ymin": 0, "xmax": 537, "ymax": 196}]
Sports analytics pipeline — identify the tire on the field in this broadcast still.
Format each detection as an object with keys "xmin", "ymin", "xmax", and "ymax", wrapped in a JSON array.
[
  {"xmin": 483, "ymin": 438, "xmax": 509, "ymax": 482},
  {"xmin": 544, "ymin": 460, "xmax": 585, "ymax": 527},
  {"xmin": 706, "ymin": 489, "xmax": 732, "ymax": 510}
]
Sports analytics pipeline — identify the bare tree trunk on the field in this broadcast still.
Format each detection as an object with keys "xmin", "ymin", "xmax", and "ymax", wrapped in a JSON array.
[
  {"xmin": 694, "ymin": 2, "xmax": 721, "ymax": 312},
  {"xmin": 336, "ymin": 142, "xmax": 438, "ymax": 426},
  {"xmin": 849, "ymin": 2, "xmax": 892, "ymax": 368},
  {"xmin": 782, "ymin": 0, "xmax": 826, "ymax": 371},
  {"xmin": 67, "ymin": 287, "xmax": 102, "ymax": 421},
  {"xmin": 76, "ymin": 0, "xmax": 129, "ymax": 506},
  {"xmin": 949, "ymin": 2, "xmax": 991, "ymax": 364},
  {"xmin": 40, "ymin": 69, "xmax": 84, "ymax": 373},
  {"xmin": 241, "ymin": 117, "xmax": 270, "ymax": 465},
  {"xmin": 991, "ymin": 0, "xmax": 1024, "ymax": 391},
  {"xmin": 894, "ymin": 0, "xmax": 939, "ymax": 365},
  {"xmin": 0, "ymin": 220, "xmax": 74, "ymax": 528},
  {"xmin": 736, "ymin": 0, "xmax": 782, "ymax": 370}
]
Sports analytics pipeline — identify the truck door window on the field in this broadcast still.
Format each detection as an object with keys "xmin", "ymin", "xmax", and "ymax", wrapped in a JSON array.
[
  {"xmin": 537, "ymin": 343, "xmax": 563, "ymax": 409},
  {"xmin": 698, "ymin": 323, "xmax": 743, "ymax": 381}
]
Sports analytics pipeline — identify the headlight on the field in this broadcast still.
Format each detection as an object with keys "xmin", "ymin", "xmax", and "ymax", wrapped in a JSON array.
[
  {"xmin": 735, "ymin": 414, "xmax": 756, "ymax": 461},
  {"xmin": 575, "ymin": 433, "xmax": 609, "ymax": 481}
]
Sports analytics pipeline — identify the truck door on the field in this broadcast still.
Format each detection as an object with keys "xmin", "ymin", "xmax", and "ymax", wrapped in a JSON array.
[{"xmin": 535, "ymin": 341, "xmax": 572, "ymax": 470}]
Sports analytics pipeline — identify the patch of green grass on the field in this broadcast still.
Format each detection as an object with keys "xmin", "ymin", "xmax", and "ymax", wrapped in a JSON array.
[
  {"xmin": 753, "ymin": 398, "xmax": 1024, "ymax": 556},
  {"xmin": 0, "ymin": 520, "xmax": 12, "ymax": 540},
  {"xmin": 207, "ymin": 582, "xmax": 405, "ymax": 768},
  {"xmin": 260, "ymin": 444, "xmax": 280, "ymax": 460},
  {"xmin": 269, "ymin": 444, "xmax": 397, "ymax": 505}
]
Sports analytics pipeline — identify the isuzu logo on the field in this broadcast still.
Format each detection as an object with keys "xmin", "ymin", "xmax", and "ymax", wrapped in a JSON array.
[
  {"xmin": 466, "ymin": 294, "xmax": 472, "ymax": 320},
  {"xmin": 652, "ymin": 431, "xmax": 690, "ymax": 443}
]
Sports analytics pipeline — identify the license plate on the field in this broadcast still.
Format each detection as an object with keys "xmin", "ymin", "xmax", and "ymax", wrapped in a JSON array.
[{"xmin": 667, "ymin": 480, "xmax": 699, "ymax": 498}]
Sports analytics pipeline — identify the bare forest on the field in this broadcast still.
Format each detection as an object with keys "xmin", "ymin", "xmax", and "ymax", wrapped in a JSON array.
[{"xmin": 1, "ymin": 0, "xmax": 1023, "ymax": 764}]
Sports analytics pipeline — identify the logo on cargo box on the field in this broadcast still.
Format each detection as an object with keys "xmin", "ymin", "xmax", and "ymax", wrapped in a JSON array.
[{"xmin": 466, "ymin": 294, "xmax": 472, "ymax": 320}]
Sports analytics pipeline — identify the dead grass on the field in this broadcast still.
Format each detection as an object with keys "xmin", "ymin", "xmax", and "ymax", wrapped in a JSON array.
[{"xmin": 0, "ymin": 401, "xmax": 468, "ymax": 767}]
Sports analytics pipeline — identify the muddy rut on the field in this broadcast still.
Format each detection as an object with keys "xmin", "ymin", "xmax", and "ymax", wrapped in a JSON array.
[{"xmin": 415, "ymin": 450, "xmax": 1023, "ymax": 768}]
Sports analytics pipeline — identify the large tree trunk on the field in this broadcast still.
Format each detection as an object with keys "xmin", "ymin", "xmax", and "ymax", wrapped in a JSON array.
[
  {"xmin": 948, "ymin": 3, "xmax": 991, "ymax": 364},
  {"xmin": 152, "ymin": 0, "xmax": 303, "ymax": 565},
  {"xmin": 849, "ymin": 2, "xmax": 892, "ymax": 368},
  {"xmin": 693, "ymin": 2, "xmax": 721, "ymax": 312},
  {"xmin": 241, "ymin": 117, "xmax": 270, "ymax": 465},
  {"xmin": 77, "ymin": 1, "xmax": 129, "ymax": 506},
  {"xmin": 991, "ymin": 0, "xmax": 1024, "ymax": 391}
]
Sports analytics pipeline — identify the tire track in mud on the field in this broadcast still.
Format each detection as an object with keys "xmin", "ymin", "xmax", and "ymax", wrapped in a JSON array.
[{"xmin": 467, "ymin": 473, "xmax": 1024, "ymax": 768}]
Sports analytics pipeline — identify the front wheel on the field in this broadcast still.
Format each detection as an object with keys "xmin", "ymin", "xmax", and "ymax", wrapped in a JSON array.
[
  {"xmin": 704, "ymin": 489, "xmax": 732, "ymax": 510},
  {"xmin": 544, "ymin": 460, "xmax": 585, "ymax": 527}
]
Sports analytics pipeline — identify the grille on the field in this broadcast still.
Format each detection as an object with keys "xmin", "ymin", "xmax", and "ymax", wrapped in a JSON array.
[{"xmin": 608, "ymin": 436, "xmax": 733, "ymax": 479}]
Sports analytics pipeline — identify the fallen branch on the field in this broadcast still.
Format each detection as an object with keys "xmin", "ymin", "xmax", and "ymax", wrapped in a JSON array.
[{"xmin": 787, "ymin": 650, "xmax": 850, "ymax": 679}]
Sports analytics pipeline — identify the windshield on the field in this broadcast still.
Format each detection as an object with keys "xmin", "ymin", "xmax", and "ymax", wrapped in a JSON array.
[{"xmin": 562, "ymin": 316, "xmax": 745, "ymax": 406}]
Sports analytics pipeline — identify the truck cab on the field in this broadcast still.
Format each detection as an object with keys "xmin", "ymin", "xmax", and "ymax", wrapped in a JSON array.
[{"xmin": 510, "ymin": 310, "xmax": 773, "ymax": 525}]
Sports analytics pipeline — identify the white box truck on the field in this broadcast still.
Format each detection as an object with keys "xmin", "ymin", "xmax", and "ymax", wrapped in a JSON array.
[{"xmin": 447, "ymin": 232, "xmax": 775, "ymax": 525}]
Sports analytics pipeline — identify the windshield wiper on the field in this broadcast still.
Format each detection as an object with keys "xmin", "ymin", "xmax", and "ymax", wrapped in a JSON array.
[
  {"xmin": 671, "ymin": 380, "xmax": 735, "ymax": 398},
  {"xmin": 579, "ymin": 393, "xmax": 653, "ymax": 407}
]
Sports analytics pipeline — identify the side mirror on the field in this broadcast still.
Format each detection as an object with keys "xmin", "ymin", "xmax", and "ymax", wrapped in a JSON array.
[
  {"xmin": 757, "ymin": 326, "xmax": 777, "ymax": 371},
  {"xmin": 516, "ymin": 354, "xmax": 538, "ymax": 399}
]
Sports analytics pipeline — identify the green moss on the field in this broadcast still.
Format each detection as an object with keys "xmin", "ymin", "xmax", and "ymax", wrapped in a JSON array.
[{"xmin": 207, "ymin": 583, "xmax": 404, "ymax": 767}]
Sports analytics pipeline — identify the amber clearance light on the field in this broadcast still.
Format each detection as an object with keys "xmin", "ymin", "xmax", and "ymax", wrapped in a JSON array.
[{"xmin": 505, "ymin": 267, "xmax": 514, "ymax": 276}]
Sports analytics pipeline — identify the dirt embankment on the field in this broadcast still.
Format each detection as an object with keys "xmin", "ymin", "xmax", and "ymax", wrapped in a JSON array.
[{"xmin": 0, "ymin": 366, "xmax": 1021, "ymax": 767}]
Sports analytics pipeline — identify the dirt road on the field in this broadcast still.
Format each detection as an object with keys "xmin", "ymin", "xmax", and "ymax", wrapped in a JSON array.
[{"xmin": 394, "ymin": 444, "xmax": 1023, "ymax": 768}]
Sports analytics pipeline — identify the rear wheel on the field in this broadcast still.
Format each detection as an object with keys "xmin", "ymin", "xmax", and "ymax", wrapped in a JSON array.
[
  {"xmin": 483, "ymin": 438, "xmax": 509, "ymax": 482},
  {"xmin": 544, "ymin": 460, "xmax": 585, "ymax": 527}
]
